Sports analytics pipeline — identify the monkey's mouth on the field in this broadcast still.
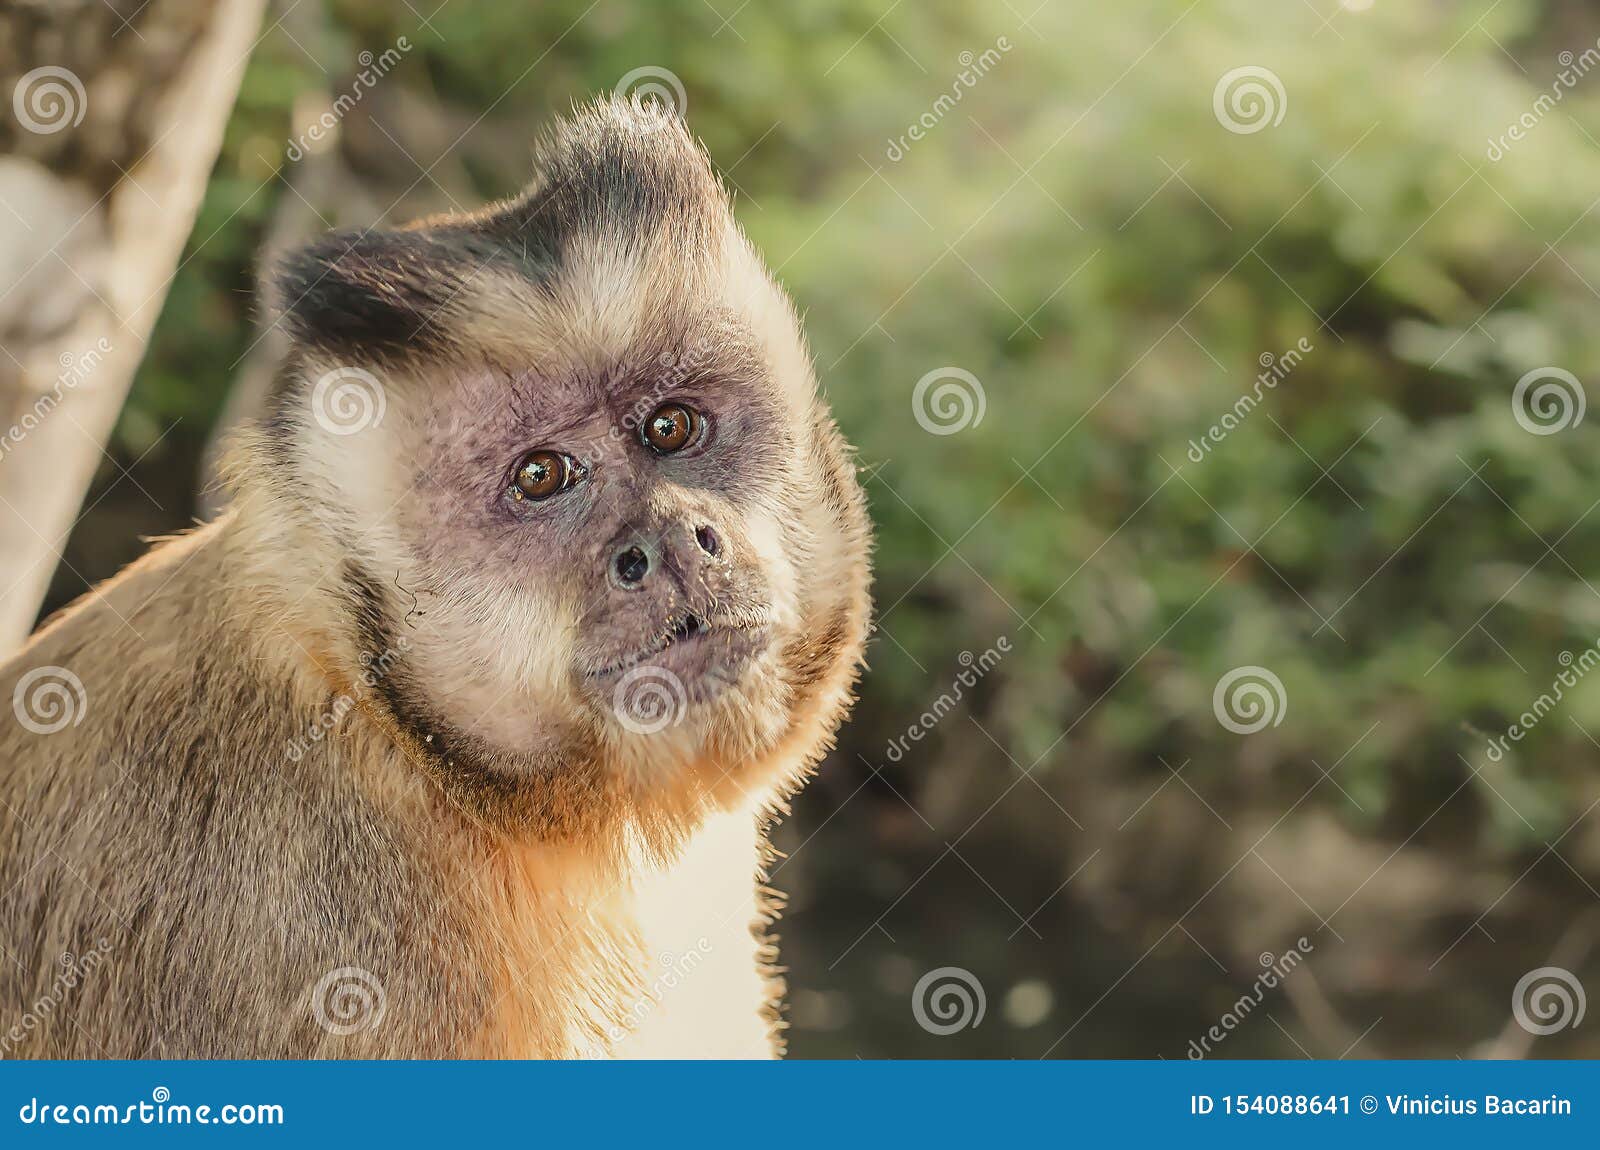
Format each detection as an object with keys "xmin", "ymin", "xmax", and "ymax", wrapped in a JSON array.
[{"xmin": 582, "ymin": 611, "xmax": 771, "ymax": 691}]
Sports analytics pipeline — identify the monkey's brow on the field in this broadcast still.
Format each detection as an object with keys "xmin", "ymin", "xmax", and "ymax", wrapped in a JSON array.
[
  {"xmin": 625, "ymin": 318, "xmax": 767, "ymax": 387},
  {"xmin": 502, "ymin": 368, "xmax": 606, "ymax": 441},
  {"xmin": 500, "ymin": 364, "xmax": 696, "ymax": 441}
]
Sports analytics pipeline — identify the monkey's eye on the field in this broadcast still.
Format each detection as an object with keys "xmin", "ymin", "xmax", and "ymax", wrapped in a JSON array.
[
  {"xmin": 511, "ymin": 450, "xmax": 581, "ymax": 501},
  {"xmin": 642, "ymin": 402, "xmax": 701, "ymax": 454}
]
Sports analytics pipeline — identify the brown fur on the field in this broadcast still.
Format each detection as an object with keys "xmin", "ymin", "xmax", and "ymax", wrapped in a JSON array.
[{"xmin": 0, "ymin": 100, "xmax": 871, "ymax": 1058}]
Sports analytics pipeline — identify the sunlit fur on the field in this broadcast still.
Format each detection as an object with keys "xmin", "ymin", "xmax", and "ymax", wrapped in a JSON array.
[{"xmin": 0, "ymin": 99, "xmax": 871, "ymax": 1058}]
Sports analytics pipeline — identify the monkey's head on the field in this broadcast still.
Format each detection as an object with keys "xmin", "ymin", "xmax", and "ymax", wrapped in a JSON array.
[{"xmin": 242, "ymin": 99, "xmax": 870, "ymax": 846}]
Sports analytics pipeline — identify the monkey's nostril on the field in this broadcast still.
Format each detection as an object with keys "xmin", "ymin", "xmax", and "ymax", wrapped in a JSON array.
[
  {"xmin": 695, "ymin": 525, "xmax": 720, "ymax": 557},
  {"xmin": 615, "ymin": 546, "xmax": 650, "ymax": 585}
]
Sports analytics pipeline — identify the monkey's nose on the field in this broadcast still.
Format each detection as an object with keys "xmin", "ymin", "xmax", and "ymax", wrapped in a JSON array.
[{"xmin": 612, "ymin": 545, "xmax": 651, "ymax": 587}]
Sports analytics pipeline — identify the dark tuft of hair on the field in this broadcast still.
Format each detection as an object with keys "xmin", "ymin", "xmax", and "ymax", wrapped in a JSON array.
[
  {"xmin": 271, "ymin": 230, "xmax": 503, "ymax": 363},
  {"xmin": 269, "ymin": 97, "xmax": 729, "ymax": 363},
  {"xmin": 475, "ymin": 96, "xmax": 728, "ymax": 267}
]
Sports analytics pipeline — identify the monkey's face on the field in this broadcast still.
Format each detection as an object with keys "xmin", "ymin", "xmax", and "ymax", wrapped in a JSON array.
[
  {"xmin": 548, "ymin": 383, "xmax": 791, "ymax": 725},
  {"xmin": 263, "ymin": 101, "xmax": 870, "ymax": 825},
  {"xmin": 392, "ymin": 317, "xmax": 809, "ymax": 769}
]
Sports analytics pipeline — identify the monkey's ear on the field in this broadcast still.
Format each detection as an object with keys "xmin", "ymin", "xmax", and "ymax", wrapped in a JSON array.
[{"xmin": 271, "ymin": 229, "xmax": 472, "ymax": 363}]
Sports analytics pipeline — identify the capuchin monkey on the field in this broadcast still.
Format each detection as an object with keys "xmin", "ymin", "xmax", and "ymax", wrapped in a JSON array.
[{"xmin": 0, "ymin": 98, "xmax": 871, "ymax": 1058}]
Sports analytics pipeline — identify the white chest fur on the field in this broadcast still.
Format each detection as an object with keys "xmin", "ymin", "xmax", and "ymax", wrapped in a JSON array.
[{"xmin": 604, "ymin": 805, "xmax": 776, "ymax": 1059}]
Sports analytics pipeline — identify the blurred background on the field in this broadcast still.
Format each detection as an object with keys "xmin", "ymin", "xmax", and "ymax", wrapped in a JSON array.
[{"xmin": 6, "ymin": 0, "xmax": 1600, "ymax": 1057}]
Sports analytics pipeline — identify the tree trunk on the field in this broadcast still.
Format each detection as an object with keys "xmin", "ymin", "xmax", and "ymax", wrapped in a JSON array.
[{"xmin": 0, "ymin": 0, "xmax": 267, "ymax": 654}]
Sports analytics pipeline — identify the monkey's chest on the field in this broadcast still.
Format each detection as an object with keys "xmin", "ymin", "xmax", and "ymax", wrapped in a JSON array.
[
  {"xmin": 603, "ymin": 806, "xmax": 775, "ymax": 1059},
  {"xmin": 469, "ymin": 805, "xmax": 776, "ymax": 1059}
]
